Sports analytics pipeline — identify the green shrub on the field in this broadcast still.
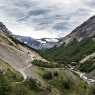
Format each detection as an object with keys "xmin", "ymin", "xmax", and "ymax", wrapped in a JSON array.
[
  {"xmin": 79, "ymin": 59, "xmax": 95, "ymax": 72},
  {"xmin": 32, "ymin": 60, "xmax": 64, "ymax": 68},
  {"xmin": 42, "ymin": 71, "xmax": 53, "ymax": 80},
  {"xmin": 61, "ymin": 79, "xmax": 72, "ymax": 90}
]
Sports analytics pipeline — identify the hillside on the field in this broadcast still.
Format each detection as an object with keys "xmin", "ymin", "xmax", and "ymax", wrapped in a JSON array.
[
  {"xmin": 40, "ymin": 38, "xmax": 95, "ymax": 64},
  {"xmin": 61, "ymin": 15, "xmax": 95, "ymax": 44},
  {"xmin": 39, "ymin": 16, "xmax": 95, "ymax": 81},
  {"xmin": 1, "ymin": 58, "xmax": 93, "ymax": 95},
  {"xmin": 0, "ymin": 22, "xmax": 94, "ymax": 95}
]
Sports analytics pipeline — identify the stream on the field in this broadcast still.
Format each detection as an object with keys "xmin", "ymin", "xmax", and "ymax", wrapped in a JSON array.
[{"xmin": 68, "ymin": 66, "xmax": 95, "ymax": 85}]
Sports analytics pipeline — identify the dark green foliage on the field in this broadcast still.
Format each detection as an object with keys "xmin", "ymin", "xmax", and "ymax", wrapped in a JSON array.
[
  {"xmin": 92, "ymin": 87, "xmax": 95, "ymax": 94},
  {"xmin": 32, "ymin": 60, "xmax": 64, "ymax": 68},
  {"xmin": 39, "ymin": 38, "xmax": 95, "ymax": 65},
  {"xmin": 0, "ymin": 77, "xmax": 10, "ymax": 95},
  {"xmin": 54, "ymin": 71, "xmax": 58, "ymax": 77},
  {"xmin": 61, "ymin": 79, "xmax": 71, "ymax": 89},
  {"xmin": 42, "ymin": 70, "xmax": 59, "ymax": 80},
  {"xmin": 25, "ymin": 78, "xmax": 42, "ymax": 92},
  {"xmin": 42, "ymin": 71, "xmax": 53, "ymax": 80},
  {"xmin": 79, "ymin": 59, "xmax": 95, "ymax": 73}
]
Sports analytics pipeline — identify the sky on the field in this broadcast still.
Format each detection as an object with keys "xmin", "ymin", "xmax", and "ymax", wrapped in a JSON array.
[{"xmin": 0, "ymin": 0, "xmax": 95, "ymax": 39}]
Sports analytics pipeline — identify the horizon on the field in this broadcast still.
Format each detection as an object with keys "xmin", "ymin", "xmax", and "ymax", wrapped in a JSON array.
[{"xmin": 0, "ymin": 0, "xmax": 95, "ymax": 39}]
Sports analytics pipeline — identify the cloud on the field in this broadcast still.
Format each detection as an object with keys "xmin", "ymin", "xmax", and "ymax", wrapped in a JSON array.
[{"xmin": 0, "ymin": 0, "xmax": 95, "ymax": 39}]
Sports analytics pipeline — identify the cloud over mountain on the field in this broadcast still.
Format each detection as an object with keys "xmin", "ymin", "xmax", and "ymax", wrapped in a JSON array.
[{"xmin": 0, "ymin": 0, "xmax": 95, "ymax": 38}]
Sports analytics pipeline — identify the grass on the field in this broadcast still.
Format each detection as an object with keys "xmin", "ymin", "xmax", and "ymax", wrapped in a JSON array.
[
  {"xmin": 0, "ymin": 59, "xmax": 46, "ymax": 95},
  {"xmin": 0, "ymin": 57, "xmax": 93, "ymax": 95},
  {"xmin": 43, "ymin": 68, "xmax": 91, "ymax": 95},
  {"xmin": 31, "ymin": 60, "xmax": 92, "ymax": 95},
  {"xmin": 79, "ymin": 57, "xmax": 95, "ymax": 73},
  {"xmin": 32, "ymin": 59, "xmax": 64, "ymax": 68},
  {"xmin": 0, "ymin": 59, "xmax": 23, "ymax": 82},
  {"xmin": 0, "ymin": 33, "xmax": 16, "ymax": 47},
  {"xmin": 0, "ymin": 32, "xmax": 94, "ymax": 95},
  {"xmin": 39, "ymin": 38, "xmax": 95, "ymax": 65}
]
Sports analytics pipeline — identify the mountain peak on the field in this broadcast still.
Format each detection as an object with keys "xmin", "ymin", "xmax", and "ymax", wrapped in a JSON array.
[
  {"xmin": 70, "ymin": 15, "xmax": 95, "ymax": 40},
  {"xmin": 0, "ymin": 22, "xmax": 11, "ymax": 34},
  {"xmin": 59, "ymin": 15, "xmax": 95, "ymax": 45}
]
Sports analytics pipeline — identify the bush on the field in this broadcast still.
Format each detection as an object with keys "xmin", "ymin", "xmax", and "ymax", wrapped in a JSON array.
[
  {"xmin": 26, "ymin": 78, "xmax": 41, "ymax": 90},
  {"xmin": 54, "ymin": 71, "xmax": 58, "ymax": 77},
  {"xmin": 61, "ymin": 80, "xmax": 71, "ymax": 89},
  {"xmin": 32, "ymin": 60, "xmax": 64, "ymax": 68},
  {"xmin": 43, "ymin": 71, "xmax": 53, "ymax": 80},
  {"xmin": 79, "ymin": 59, "xmax": 95, "ymax": 73}
]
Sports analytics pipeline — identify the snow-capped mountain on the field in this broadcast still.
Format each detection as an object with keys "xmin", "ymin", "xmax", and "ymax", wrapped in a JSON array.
[
  {"xmin": 13, "ymin": 35, "xmax": 60, "ymax": 49},
  {"xmin": 0, "ymin": 22, "xmax": 60, "ymax": 50}
]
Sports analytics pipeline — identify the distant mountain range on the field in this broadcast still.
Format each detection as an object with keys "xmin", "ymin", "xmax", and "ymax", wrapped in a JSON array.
[
  {"xmin": 13, "ymin": 35, "xmax": 60, "ymax": 49},
  {"xmin": 1, "ymin": 15, "xmax": 95, "ymax": 50},
  {"xmin": 0, "ymin": 22, "xmax": 60, "ymax": 49}
]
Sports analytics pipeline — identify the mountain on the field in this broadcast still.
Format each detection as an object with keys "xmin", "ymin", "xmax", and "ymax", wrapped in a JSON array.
[
  {"xmin": 13, "ymin": 35, "xmax": 42, "ymax": 49},
  {"xmin": 39, "ymin": 15, "xmax": 95, "ymax": 81},
  {"xmin": 13, "ymin": 35, "xmax": 59, "ymax": 49},
  {"xmin": 71, "ymin": 15, "xmax": 95, "ymax": 39},
  {"xmin": 37, "ymin": 38, "xmax": 60, "ymax": 48},
  {"xmin": 60, "ymin": 15, "xmax": 95, "ymax": 45},
  {"xmin": 0, "ymin": 22, "xmax": 94, "ymax": 95},
  {"xmin": 0, "ymin": 22, "xmax": 59, "ymax": 50},
  {"xmin": 0, "ymin": 22, "xmax": 11, "ymax": 34},
  {"xmin": 15, "ymin": 15, "xmax": 95, "ymax": 50}
]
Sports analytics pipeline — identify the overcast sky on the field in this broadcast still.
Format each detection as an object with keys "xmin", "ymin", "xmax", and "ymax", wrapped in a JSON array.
[{"xmin": 0, "ymin": 0, "xmax": 95, "ymax": 39}]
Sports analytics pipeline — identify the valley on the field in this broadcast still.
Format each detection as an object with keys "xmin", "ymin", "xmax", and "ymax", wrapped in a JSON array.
[{"xmin": 0, "ymin": 15, "xmax": 95, "ymax": 95}]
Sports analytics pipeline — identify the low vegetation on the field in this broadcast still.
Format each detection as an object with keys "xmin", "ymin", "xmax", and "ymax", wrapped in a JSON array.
[
  {"xmin": 39, "ymin": 38, "xmax": 95, "ymax": 65},
  {"xmin": 0, "ymin": 59, "xmax": 46, "ymax": 95},
  {"xmin": 0, "ymin": 58, "xmax": 93, "ymax": 95},
  {"xmin": 32, "ymin": 59, "xmax": 64, "ymax": 68},
  {"xmin": 31, "ymin": 59, "xmax": 93, "ymax": 95},
  {"xmin": 39, "ymin": 38, "xmax": 95, "ymax": 71},
  {"xmin": 79, "ymin": 58, "xmax": 95, "ymax": 73}
]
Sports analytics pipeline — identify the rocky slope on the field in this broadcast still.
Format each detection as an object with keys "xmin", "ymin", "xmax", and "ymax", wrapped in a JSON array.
[
  {"xmin": 0, "ymin": 22, "xmax": 47, "ymax": 79},
  {"xmin": 59, "ymin": 15, "xmax": 95, "ymax": 45}
]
